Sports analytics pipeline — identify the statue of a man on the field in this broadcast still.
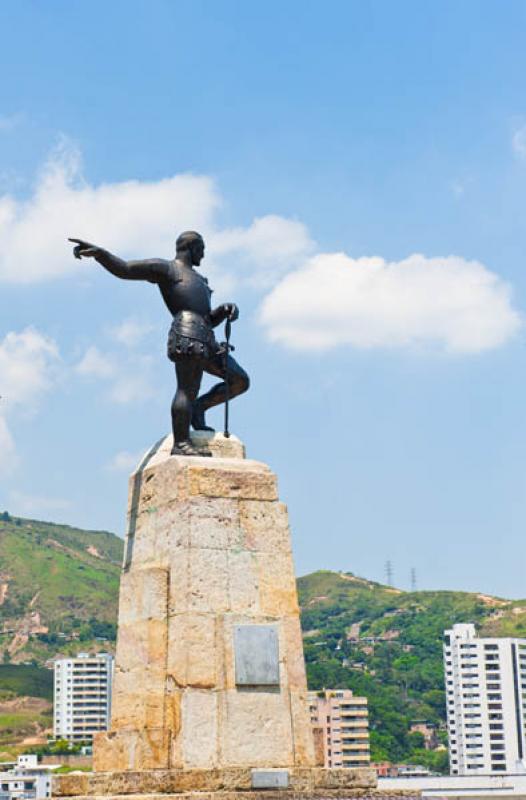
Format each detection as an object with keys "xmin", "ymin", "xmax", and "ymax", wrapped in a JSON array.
[{"xmin": 69, "ymin": 231, "xmax": 249, "ymax": 456}]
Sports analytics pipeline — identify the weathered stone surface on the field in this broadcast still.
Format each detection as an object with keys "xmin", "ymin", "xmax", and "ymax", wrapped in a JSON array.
[
  {"xmin": 167, "ymin": 614, "xmax": 218, "ymax": 688},
  {"xmin": 188, "ymin": 548, "xmax": 229, "ymax": 613},
  {"xmin": 227, "ymin": 550, "xmax": 259, "ymax": 614},
  {"xmin": 93, "ymin": 728, "xmax": 171, "ymax": 772},
  {"xmin": 219, "ymin": 689, "xmax": 294, "ymax": 767},
  {"xmin": 54, "ymin": 792, "xmax": 419, "ymax": 800},
  {"xmin": 290, "ymin": 691, "xmax": 318, "ymax": 766},
  {"xmin": 281, "ymin": 615, "xmax": 309, "ymax": 690},
  {"xmin": 256, "ymin": 551, "xmax": 299, "ymax": 616},
  {"xmin": 188, "ymin": 497, "xmax": 241, "ymax": 550},
  {"xmin": 53, "ymin": 767, "xmax": 383, "ymax": 797},
  {"xmin": 181, "ymin": 689, "xmax": 218, "ymax": 768},
  {"xmin": 93, "ymin": 438, "xmax": 317, "ymax": 774},
  {"xmin": 139, "ymin": 433, "xmax": 246, "ymax": 469},
  {"xmin": 238, "ymin": 501, "xmax": 291, "ymax": 553},
  {"xmin": 118, "ymin": 568, "xmax": 169, "ymax": 624},
  {"xmin": 187, "ymin": 464, "xmax": 278, "ymax": 501}
]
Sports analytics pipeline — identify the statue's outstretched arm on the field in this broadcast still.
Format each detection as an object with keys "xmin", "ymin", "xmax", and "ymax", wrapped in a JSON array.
[{"xmin": 69, "ymin": 239, "xmax": 170, "ymax": 283}]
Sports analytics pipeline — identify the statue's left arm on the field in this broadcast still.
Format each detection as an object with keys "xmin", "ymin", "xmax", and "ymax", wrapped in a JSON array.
[{"xmin": 210, "ymin": 303, "xmax": 239, "ymax": 326}]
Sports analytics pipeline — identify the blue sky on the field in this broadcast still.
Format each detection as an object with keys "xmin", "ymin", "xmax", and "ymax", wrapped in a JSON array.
[{"xmin": 1, "ymin": 0, "xmax": 526, "ymax": 597}]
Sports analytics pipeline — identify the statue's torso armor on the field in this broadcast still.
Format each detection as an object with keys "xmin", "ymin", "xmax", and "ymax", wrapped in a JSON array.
[{"xmin": 161, "ymin": 262, "xmax": 219, "ymax": 363}]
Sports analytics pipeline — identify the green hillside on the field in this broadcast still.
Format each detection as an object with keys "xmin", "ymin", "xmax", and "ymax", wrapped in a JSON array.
[
  {"xmin": 2, "ymin": 516, "xmax": 526, "ymax": 771},
  {"xmin": 0, "ymin": 514, "xmax": 123, "ymax": 664},
  {"xmin": 299, "ymin": 570, "xmax": 526, "ymax": 771}
]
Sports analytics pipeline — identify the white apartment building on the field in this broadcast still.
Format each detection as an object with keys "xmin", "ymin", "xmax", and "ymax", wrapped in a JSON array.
[
  {"xmin": 0, "ymin": 756, "xmax": 54, "ymax": 800},
  {"xmin": 53, "ymin": 652, "xmax": 114, "ymax": 743},
  {"xmin": 307, "ymin": 689, "xmax": 370, "ymax": 768},
  {"xmin": 444, "ymin": 623, "xmax": 526, "ymax": 775}
]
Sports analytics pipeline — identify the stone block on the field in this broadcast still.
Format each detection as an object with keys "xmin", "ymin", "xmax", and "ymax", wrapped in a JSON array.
[
  {"xmin": 168, "ymin": 550, "xmax": 190, "ymax": 614},
  {"xmin": 310, "ymin": 767, "xmax": 377, "ymax": 788},
  {"xmin": 167, "ymin": 613, "xmax": 218, "ymax": 688},
  {"xmin": 239, "ymin": 501, "xmax": 291, "ymax": 553},
  {"xmin": 289, "ymin": 691, "xmax": 316, "ymax": 766},
  {"xmin": 190, "ymin": 431, "xmax": 246, "ymax": 459},
  {"xmin": 188, "ymin": 548, "xmax": 229, "ymax": 613},
  {"xmin": 219, "ymin": 689, "xmax": 294, "ymax": 767},
  {"xmin": 53, "ymin": 766, "xmax": 381, "ymax": 797},
  {"xmin": 93, "ymin": 728, "xmax": 170, "ymax": 771},
  {"xmin": 281, "ymin": 615, "xmax": 309, "ymax": 690},
  {"xmin": 188, "ymin": 497, "xmax": 241, "ymax": 550},
  {"xmin": 182, "ymin": 689, "xmax": 218, "ymax": 768},
  {"xmin": 111, "ymin": 687, "xmax": 166, "ymax": 730},
  {"xmin": 52, "ymin": 773, "xmax": 88, "ymax": 796},
  {"xmin": 137, "ymin": 432, "xmax": 246, "ymax": 470},
  {"xmin": 117, "ymin": 568, "xmax": 169, "ymax": 625},
  {"xmin": 257, "ymin": 551, "xmax": 299, "ymax": 616},
  {"xmin": 130, "ymin": 506, "xmax": 190, "ymax": 565},
  {"xmin": 164, "ymin": 678, "xmax": 183, "ymax": 737},
  {"xmin": 227, "ymin": 550, "xmax": 259, "ymax": 613},
  {"xmin": 114, "ymin": 619, "xmax": 168, "ymax": 675},
  {"xmin": 187, "ymin": 464, "xmax": 278, "ymax": 501},
  {"xmin": 131, "ymin": 460, "xmax": 187, "ymax": 517}
]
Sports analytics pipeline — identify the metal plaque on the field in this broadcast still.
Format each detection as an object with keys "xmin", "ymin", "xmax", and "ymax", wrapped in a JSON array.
[
  {"xmin": 251, "ymin": 770, "xmax": 289, "ymax": 789},
  {"xmin": 234, "ymin": 624, "xmax": 280, "ymax": 686}
]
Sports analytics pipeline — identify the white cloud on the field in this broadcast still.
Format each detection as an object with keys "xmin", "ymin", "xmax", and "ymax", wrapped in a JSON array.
[
  {"xmin": 0, "ymin": 138, "xmax": 219, "ymax": 283},
  {"xmin": 105, "ymin": 450, "xmax": 142, "ymax": 473},
  {"xmin": 0, "ymin": 327, "xmax": 60, "ymax": 408},
  {"xmin": 259, "ymin": 252, "xmax": 522, "ymax": 353},
  {"xmin": 512, "ymin": 124, "xmax": 526, "ymax": 160},
  {"xmin": 0, "ymin": 327, "xmax": 61, "ymax": 473},
  {"xmin": 75, "ymin": 346, "xmax": 154, "ymax": 404},
  {"xmin": 0, "ymin": 138, "xmax": 309, "ymax": 288},
  {"xmin": 109, "ymin": 318, "xmax": 156, "ymax": 347},
  {"xmin": 76, "ymin": 346, "xmax": 115, "ymax": 379},
  {"xmin": 107, "ymin": 362, "xmax": 154, "ymax": 404},
  {"xmin": 210, "ymin": 215, "xmax": 314, "ymax": 287}
]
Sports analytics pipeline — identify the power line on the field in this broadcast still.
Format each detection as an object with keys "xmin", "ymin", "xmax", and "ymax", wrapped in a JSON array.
[
  {"xmin": 385, "ymin": 560, "xmax": 393, "ymax": 587},
  {"xmin": 410, "ymin": 567, "xmax": 417, "ymax": 592}
]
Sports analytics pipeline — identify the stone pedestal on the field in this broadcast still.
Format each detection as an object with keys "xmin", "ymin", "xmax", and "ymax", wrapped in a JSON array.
[
  {"xmin": 96, "ymin": 431, "xmax": 314, "ymax": 772},
  {"xmin": 54, "ymin": 433, "xmax": 418, "ymax": 800}
]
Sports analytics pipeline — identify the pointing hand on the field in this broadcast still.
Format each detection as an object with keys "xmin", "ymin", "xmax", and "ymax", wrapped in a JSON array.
[{"xmin": 68, "ymin": 238, "xmax": 102, "ymax": 260}]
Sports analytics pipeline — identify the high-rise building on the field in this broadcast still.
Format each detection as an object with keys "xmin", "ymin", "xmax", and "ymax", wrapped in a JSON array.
[
  {"xmin": 53, "ymin": 652, "xmax": 114, "ymax": 743},
  {"xmin": 307, "ymin": 689, "xmax": 370, "ymax": 768},
  {"xmin": 444, "ymin": 623, "xmax": 526, "ymax": 775}
]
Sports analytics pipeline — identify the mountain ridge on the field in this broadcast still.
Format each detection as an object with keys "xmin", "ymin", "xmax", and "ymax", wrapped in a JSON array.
[{"xmin": 1, "ymin": 516, "xmax": 525, "ymax": 770}]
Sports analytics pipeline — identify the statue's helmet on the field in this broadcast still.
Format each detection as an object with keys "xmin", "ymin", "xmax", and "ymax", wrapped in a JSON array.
[{"xmin": 176, "ymin": 231, "xmax": 204, "ymax": 253}]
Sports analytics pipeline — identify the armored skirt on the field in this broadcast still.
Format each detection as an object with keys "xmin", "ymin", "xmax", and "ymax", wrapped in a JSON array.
[{"xmin": 167, "ymin": 310, "xmax": 220, "ymax": 363}]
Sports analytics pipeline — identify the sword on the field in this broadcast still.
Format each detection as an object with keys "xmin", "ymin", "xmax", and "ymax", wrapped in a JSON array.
[{"xmin": 222, "ymin": 317, "xmax": 234, "ymax": 438}]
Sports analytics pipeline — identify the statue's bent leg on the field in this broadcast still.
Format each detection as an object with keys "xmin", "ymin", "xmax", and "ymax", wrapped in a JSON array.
[
  {"xmin": 192, "ymin": 354, "xmax": 250, "ymax": 431},
  {"xmin": 172, "ymin": 361, "xmax": 205, "ymax": 454}
]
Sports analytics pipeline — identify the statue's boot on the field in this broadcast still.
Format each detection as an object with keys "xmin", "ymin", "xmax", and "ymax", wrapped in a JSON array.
[
  {"xmin": 171, "ymin": 439, "xmax": 211, "ymax": 457},
  {"xmin": 191, "ymin": 403, "xmax": 215, "ymax": 432}
]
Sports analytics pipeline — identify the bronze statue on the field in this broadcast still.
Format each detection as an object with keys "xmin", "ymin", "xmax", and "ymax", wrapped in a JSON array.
[{"xmin": 69, "ymin": 232, "xmax": 249, "ymax": 456}]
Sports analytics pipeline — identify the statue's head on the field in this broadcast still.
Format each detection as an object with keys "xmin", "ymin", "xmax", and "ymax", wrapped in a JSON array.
[{"xmin": 176, "ymin": 231, "xmax": 205, "ymax": 266}]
